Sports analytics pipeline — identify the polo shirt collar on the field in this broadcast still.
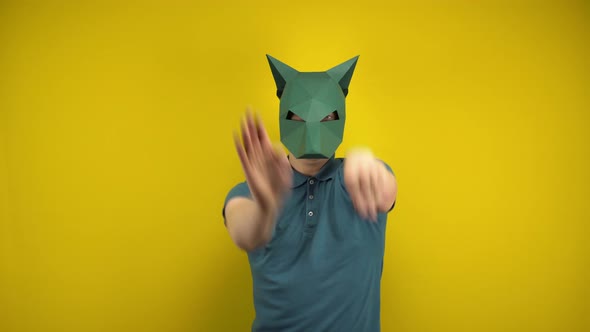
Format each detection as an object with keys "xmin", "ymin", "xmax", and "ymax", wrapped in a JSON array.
[{"xmin": 290, "ymin": 155, "xmax": 339, "ymax": 188}]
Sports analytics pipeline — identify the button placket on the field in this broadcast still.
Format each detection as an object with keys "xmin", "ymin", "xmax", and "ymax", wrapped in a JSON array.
[{"xmin": 305, "ymin": 177, "xmax": 318, "ymax": 231}]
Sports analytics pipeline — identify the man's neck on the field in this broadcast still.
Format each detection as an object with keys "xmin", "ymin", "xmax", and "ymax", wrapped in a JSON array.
[{"xmin": 288, "ymin": 154, "xmax": 330, "ymax": 177}]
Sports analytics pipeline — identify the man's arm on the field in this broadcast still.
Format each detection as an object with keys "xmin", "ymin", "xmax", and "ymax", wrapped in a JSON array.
[
  {"xmin": 344, "ymin": 148, "xmax": 398, "ymax": 221},
  {"xmin": 224, "ymin": 197, "xmax": 278, "ymax": 252},
  {"xmin": 225, "ymin": 110, "xmax": 292, "ymax": 251}
]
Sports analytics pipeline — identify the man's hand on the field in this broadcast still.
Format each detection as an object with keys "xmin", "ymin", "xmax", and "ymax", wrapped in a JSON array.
[
  {"xmin": 234, "ymin": 109, "xmax": 293, "ymax": 214},
  {"xmin": 344, "ymin": 148, "xmax": 397, "ymax": 222}
]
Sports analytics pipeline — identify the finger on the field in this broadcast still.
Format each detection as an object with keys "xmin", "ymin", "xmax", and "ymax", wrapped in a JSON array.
[
  {"xmin": 270, "ymin": 143, "xmax": 287, "ymax": 164},
  {"xmin": 241, "ymin": 114, "xmax": 253, "ymax": 156},
  {"xmin": 359, "ymin": 163, "xmax": 373, "ymax": 221},
  {"xmin": 234, "ymin": 130, "xmax": 253, "ymax": 181},
  {"xmin": 246, "ymin": 109, "xmax": 262, "ymax": 156},
  {"xmin": 256, "ymin": 112, "xmax": 274, "ymax": 155},
  {"xmin": 273, "ymin": 144, "xmax": 293, "ymax": 189},
  {"xmin": 345, "ymin": 164, "xmax": 364, "ymax": 219},
  {"xmin": 271, "ymin": 145, "xmax": 285, "ymax": 170},
  {"xmin": 258, "ymin": 115, "xmax": 278, "ymax": 177}
]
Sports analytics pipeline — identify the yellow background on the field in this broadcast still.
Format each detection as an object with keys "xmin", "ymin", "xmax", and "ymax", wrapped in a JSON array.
[{"xmin": 1, "ymin": 1, "xmax": 588, "ymax": 331}]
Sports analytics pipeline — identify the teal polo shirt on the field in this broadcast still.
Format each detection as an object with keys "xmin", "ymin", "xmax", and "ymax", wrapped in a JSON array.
[{"xmin": 223, "ymin": 156, "xmax": 395, "ymax": 332}]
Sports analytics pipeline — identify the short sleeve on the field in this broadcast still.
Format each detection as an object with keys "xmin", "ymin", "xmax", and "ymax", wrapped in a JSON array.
[{"xmin": 222, "ymin": 182, "xmax": 252, "ymax": 220}]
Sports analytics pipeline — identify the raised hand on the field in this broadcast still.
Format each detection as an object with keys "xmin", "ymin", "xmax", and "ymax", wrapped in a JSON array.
[
  {"xmin": 344, "ymin": 148, "xmax": 397, "ymax": 222},
  {"xmin": 234, "ymin": 109, "xmax": 293, "ymax": 214}
]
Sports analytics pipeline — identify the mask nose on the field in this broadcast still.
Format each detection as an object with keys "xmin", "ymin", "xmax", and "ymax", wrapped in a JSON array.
[{"xmin": 303, "ymin": 122, "xmax": 322, "ymax": 155}]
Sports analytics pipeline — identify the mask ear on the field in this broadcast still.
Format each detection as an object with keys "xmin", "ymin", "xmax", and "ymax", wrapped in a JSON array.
[
  {"xmin": 327, "ymin": 55, "xmax": 359, "ymax": 96},
  {"xmin": 267, "ymin": 54, "xmax": 298, "ymax": 98}
]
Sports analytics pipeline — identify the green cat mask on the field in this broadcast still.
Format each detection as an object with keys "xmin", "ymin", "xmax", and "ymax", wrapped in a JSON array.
[{"xmin": 266, "ymin": 54, "xmax": 359, "ymax": 159}]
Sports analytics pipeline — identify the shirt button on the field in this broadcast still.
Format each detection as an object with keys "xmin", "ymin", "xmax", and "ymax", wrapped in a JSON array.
[
  {"xmin": 309, "ymin": 179, "xmax": 315, "ymax": 185},
  {"xmin": 308, "ymin": 211, "xmax": 314, "ymax": 217},
  {"xmin": 308, "ymin": 194, "xmax": 314, "ymax": 200}
]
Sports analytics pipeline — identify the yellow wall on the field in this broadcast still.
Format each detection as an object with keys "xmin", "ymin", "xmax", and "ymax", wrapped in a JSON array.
[{"xmin": 1, "ymin": 1, "xmax": 588, "ymax": 331}]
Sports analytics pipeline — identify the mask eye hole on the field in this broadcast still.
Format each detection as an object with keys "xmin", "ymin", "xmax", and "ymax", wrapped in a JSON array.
[
  {"xmin": 320, "ymin": 111, "xmax": 340, "ymax": 122},
  {"xmin": 287, "ymin": 111, "xmax": 305, "ymax": 122}
]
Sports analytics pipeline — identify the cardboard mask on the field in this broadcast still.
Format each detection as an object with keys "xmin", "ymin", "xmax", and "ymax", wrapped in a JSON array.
[{"xmin": 266, "ymin": 54, "xmax": 359, "ymax": 159}]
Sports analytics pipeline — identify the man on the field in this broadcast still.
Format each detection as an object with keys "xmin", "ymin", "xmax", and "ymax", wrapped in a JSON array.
[{"xmin": 223, "ymin": 55, "xmax": 397, "ymax": 331}]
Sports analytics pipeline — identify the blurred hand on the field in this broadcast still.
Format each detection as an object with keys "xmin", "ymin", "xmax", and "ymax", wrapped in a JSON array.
[
  {"xmin": 234, "ymin": 109, "xmax": 293, "ymax": 214},
  {"xmin": 344, "ymin": 147, "xmax": 392, "ymax": 222}
]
